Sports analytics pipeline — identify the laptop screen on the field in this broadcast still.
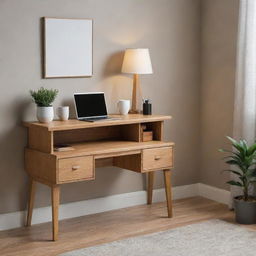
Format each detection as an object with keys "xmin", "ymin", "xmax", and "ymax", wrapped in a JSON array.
[{"xmin": 74, "ymin": 93, "xmax": 108, "ymax": 119}]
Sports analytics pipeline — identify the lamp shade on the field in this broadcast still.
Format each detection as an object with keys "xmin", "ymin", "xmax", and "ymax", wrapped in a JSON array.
[{"xmin": 121, "ymin": 48, "xmax": 153, "ymax": 74}]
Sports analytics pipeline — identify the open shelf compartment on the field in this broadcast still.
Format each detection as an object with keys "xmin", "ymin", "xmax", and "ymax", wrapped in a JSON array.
[{"xmin": 53, "ymin": 123, "xmax": 141, "ymax": 147}]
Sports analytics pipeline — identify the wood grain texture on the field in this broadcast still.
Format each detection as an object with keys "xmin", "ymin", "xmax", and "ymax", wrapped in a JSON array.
[
  {"xmin": 23, "ymin": 114, "xmax": 172, "ymax": 131},
  {"xmin": 141, "ymin": 131, "xmax": 153, "ymax": 142},
  {"xmin": 51, "ymin": 186, "xmax": 60, "ymax": 241},
  {"xmin": 120, "ymin": 123, "xmax": 141, "ymax": 142},
  {"xmin": 144, "ymin": 121, "xmax": 164, "ymax": 141},
  {"xmin": 28, "ymin": 126, "xmax": 53, "ymax": 153},
  {"xmin": 54, "ymin": 126, "xmax": 121, "ymax": 145},
  {"xmin": 58, "ymin": 156, "xmax": 94, "ymax": 183},
  {"xmin": 0, "ymin": 197, "xmax": 236, "ymax": 256},
  {"xmin": 94, "ymin": 150, "xmax": 141, "ymax": 160},
  {"xmin": 53, "ymin": 141, "xmax": 174, "ymax": 159},
  {"xmin": 26, "ymin": 178, "xmax": 36, "ymax": 227},
  {"xmin": 130, "ymin": 74, "xmax": 140, "ymax": 113},
  {"xmin": 147, "ymin": 172, "xmax": 155, "ymax": 205},
  {"xmin": 152, "ymin": 121, "xmax": 164, "ymax": 141},
  {"xmin": 23, "ymin": 114, "xmax": 174, "ymax": 242},
  {"xmin": 113, "ymin": 153, "xmax": 142, "ymax": 172},
  {"xmin": 95, "ymin": 158, "xmax": 114, "ymax": 168},
  {"xmin": 25, "ymin": 149, "xmax": 57, "ymax": 184},
  {"xmin": 164, "ymin": 169, "xmax": 173, "ymax": 218},
  {"xmin": 142, "ymin": 147, "xmax": 173, "ymax": 171}
]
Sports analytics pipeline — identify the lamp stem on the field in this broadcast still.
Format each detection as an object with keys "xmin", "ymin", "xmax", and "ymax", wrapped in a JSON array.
[{"xmin": 130, "ymin": 74, "xmax": 140, "ymax": 113}]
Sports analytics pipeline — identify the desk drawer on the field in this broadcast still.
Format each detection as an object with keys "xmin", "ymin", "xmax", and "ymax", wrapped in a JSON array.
[
  {"xmin": 143, "ymin": 147, "xmax": 173, "ymax": 171},
  {"xmin": 58, "ymin": 156, "xmax": 94, "ymax": 183}
]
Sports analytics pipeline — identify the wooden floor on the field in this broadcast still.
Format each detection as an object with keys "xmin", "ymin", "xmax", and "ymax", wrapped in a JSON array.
[{"xmin": 0, "ymin": 197, "xmax": 252, "ymax": 256}]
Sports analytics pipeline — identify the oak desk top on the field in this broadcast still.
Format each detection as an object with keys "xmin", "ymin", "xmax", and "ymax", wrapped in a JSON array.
[{"xmin": 23, "ymin": 114, "xmax": 172, "ymax": 131}]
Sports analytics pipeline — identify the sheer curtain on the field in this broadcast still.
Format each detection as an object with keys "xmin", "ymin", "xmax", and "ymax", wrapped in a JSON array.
[{"xmin": 232, "ymin": 0, "xmax": 256, "ymax": 202}]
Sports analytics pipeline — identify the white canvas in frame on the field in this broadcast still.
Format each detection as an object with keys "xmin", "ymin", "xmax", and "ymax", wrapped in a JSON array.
[{"xmin": 44, "ymin": 18, "xmax": 93, "ymax": 78}]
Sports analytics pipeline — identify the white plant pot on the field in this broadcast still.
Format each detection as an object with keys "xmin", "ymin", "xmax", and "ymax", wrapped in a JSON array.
[{"xmin": 37, "ymin": 106, "xmax": 54, "ymax": 123}]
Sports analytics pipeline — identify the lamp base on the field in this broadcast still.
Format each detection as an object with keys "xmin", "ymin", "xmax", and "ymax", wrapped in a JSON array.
[
  {"xmin": 130, "ymin": 74, "xmax": 142, "ymax": 114},
  {"xmin": 129, "ymin": 109, "xmax": 140, "ymax": 114}
]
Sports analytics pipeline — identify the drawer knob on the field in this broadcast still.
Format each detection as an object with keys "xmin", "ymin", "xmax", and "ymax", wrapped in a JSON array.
[
  {"xmin": 72, "ymin": 165, "xmax": 80, "ymax": 171},
  {"xmin": 154, "ymin": 156, "xmax": 161, "ymax": 160}
]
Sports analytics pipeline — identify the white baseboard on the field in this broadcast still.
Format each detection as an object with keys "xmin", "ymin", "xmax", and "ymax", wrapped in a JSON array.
[
  {"xmin": 197, "ymin": 183, "xmax": 231, "ymax": 205},
  {"xmin": 0, "ymin": 183, "xmax": 229, "ymax": 231}
]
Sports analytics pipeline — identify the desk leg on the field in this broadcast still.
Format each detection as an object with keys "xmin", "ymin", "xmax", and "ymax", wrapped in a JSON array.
[
  {"xmin": 51, "ymin": 185, "xmax": 60, "ymax": 241},
  {"xmin": 147, "ymin": 172, "xmax": 155, "ymax": 205},
  {"xmin": 26, "ymin": 178, "xmax": 36, "ymax": 226},
  {"xmin": 163, "ymin": 169, "xmax": 173, "ymax": 218}
]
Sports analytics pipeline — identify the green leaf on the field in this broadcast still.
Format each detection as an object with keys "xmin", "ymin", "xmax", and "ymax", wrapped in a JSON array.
[
  {"xmin": 219, "ymin": 149, "xmax": 232, "ymax": 153},
  {"xmin": 225, "ymin": 159, "xmax": 244, "ymax": 170},
  {"xmin": 226, "ymin": 155, "xmax": 243, "ymax": 163},
  {"xmin": 248, "ymin": 143, "xmax": 256, "ymax": 155},
  {"xmin": 30, "ymin": 87, "xmax": 58, "ymax": 107},
  {"xmin": 221, "ymin": 153, "xmax": 244, "ymax": 163},
  {"xmin": 222, "ymin": 169, "xmax": 242, "ymax": 177},
  {"xmin": 220, "ymin": 137, "xmax": 256, "ymax": 190},
  {"xmin": 241, "ymin": 139, "xmax": 248, "ymax": 152},
  {"xmin": 226, "ymin": 180, "xmax": 243, "ymax": 187},
  {"xmin": 226, "ymin": 136, "xmax": 247, "ymax": 156}
]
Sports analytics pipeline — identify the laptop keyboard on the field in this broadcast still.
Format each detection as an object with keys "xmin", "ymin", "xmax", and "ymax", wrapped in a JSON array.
[{"xmin": 81, "ymin": 117, "xmax": 121, "ymax": 122}]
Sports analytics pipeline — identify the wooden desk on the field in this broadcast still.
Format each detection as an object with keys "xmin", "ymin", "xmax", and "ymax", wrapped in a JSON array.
[{"xmin": 23, "ymin": 114, "xmax": 174, "ymax": 241}]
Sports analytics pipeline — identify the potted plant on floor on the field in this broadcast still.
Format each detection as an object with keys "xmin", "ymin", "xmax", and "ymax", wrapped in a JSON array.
[
  {"xmin": 220, "ymin": 136, "xmax": 256, "ymax": 224},
  {"xmin": 30, "ymin": 87, "xmax": 58, "ymax": 123}
]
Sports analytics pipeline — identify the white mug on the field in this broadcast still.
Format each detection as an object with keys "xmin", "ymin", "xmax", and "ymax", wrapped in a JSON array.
[
  {"xmin": 57, "ymin": 106, "xmax": 69, "ymax": 121},
  {"xmin": 117, "ymin": 100, "xmax": 130, "ymax": 115}
]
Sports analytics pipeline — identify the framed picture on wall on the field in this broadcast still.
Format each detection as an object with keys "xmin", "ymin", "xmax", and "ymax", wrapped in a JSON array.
[{"xmin": 43, "ymin": 17, "xmax": 93, "ymax": 78}]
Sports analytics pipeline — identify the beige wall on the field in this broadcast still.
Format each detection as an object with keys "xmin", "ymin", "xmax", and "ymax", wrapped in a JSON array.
[
  {"xmin": 0, "ymin": 0, "xmax": 201, "ymax": 214},
  {"xmin": 200, "ymin": 0, "xmax": 239, "ymax": 190}
]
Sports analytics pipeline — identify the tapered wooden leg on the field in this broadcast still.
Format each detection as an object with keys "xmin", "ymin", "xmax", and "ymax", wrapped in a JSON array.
[
  {"xmin": 147, "ymin": 172, "xmax": 155, "ymax": 205},
  {"xmin": 26, "ymin": 178, "xmax": 36, "ymax": 227},
  {"xmin": 163, "ymin": 169, "xmax": 173, "ymax": 218},
  {"xmin": 51, "ymin": 185, "xmax": 60, "ymax": 241}
]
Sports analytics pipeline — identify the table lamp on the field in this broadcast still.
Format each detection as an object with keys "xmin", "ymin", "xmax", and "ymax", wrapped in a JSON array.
[{"xmin": 122, "ymin": 48, "xmax": 153, "ymax": 113}]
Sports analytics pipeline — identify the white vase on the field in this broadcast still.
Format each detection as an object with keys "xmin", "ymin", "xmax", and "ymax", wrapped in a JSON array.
[{"xmin": 37, "ymin": 106, "xmax": 54, "ymax": 123}]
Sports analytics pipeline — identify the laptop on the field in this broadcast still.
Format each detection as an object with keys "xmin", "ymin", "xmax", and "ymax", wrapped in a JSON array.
[{"xmin": 74, "ymin": 92, "xmax": 119, "ymax": 122}]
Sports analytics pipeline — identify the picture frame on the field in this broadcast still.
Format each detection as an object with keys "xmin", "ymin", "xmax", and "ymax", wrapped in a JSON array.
[{"xmin": 43, "ymin": 17, "xmax": 93, "ymax": 78}]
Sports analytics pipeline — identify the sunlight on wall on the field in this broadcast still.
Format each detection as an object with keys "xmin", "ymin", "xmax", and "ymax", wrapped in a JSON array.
[
  {"xmin": 104, "ymin": 27, "xmax": 147, "ymax": 46},
  {"xmin": 100, "ymin": 75, "xmax": 133, "ymax": 113}
]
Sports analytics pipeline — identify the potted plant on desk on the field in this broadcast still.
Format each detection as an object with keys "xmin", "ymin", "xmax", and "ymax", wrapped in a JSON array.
[
  {"xmin": 30, "ymin": 87, "xmax": 58, "ymax": 123},
  {"xmin": 220, "ymin": 136, "xmax": 256, "ymax": 224}
]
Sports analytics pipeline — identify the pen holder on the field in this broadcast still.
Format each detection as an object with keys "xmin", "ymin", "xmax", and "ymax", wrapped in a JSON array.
[{"xmin": 143, "ymin": 99, "xmax": 152, "ymax": 115}]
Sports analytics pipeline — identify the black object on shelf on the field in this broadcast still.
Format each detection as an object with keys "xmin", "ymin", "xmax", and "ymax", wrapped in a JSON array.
[{"xmin": 143, "ymin": 99, "xmax": 152, "ymax": 115}]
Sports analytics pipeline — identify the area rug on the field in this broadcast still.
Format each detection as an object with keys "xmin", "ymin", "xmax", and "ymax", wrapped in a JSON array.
[{"xmin": 59, "ymin": 219, "xmax": 256, "ymax": 256}]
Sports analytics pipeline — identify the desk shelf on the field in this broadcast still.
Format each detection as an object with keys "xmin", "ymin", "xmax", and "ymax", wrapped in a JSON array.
[
  {"xmin": 53, "ymin": 140, "xmax": 174, "ymax": 159},
  {"xmin": 24, "ymin": 115, "xmax": 171, "ymax": 154}
]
